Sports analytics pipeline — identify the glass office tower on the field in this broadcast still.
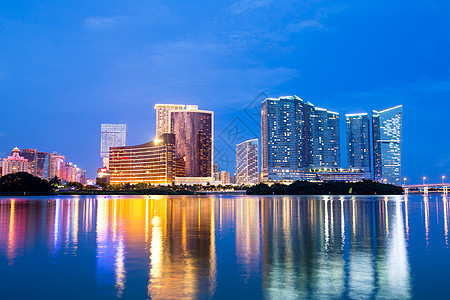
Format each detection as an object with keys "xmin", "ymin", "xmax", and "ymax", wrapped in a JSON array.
[
  {"xmin": 236, "ymin": 139, "xmax": 259, "ymax": 185},
  {"xmin": 372, "ymin": 105, "xmax": 402, "ymax": 185},
  {"xmin": 100, "ymin": 124, "xmax": 127, "ymax": 169},
  {"xmin": 170, "ymin": 108, "xmax": 213, "ymax": 178},
  {"xmin": 346, "ymin": 113, "xmax": 371, "ymax": 172}
]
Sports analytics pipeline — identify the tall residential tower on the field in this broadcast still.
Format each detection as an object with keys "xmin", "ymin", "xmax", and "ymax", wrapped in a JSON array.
[
  {"xmin": 372, "ymin": 105, "xmax": 402, "ymax": 185},
  {"xmin": 261, "ymin": 96, "xmax": 340, "ymax": 181},
  {"xmin": 346, "ymin": 113, "xmax": 371, "ymax": 172}
]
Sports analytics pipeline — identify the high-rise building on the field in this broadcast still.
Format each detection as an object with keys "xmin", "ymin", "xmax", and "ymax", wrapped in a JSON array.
[
  {"xmin": 220, "ymin": 171, "xmax": 230, "ymax": 185},
  {"xmin": 2, "ymin": 147, "xmax": 30, "ymax": 176},
  {"xmin": 261, "ymin": 96, "xmax": 340, "ymax": 181},
  {"xmin": 236, "ymin": 139, "xmax": 259, "ymax": 185},
  {"xmin": 100, "ymin": 124, "xmax": 127, "ymax": 169},
  {"xmin": 155, "ymin": 104, "xmax": 185, "ymax": 138},
  {"xmin": 49, "ymin": 152, "xmax": 65, "ymax": 180},
  {"xmin": 20, "ymin": 149, "xmax": 51, "ymax": 179},
  {"xmin": 346, "ymin": 113, "xmax": 371, "ymax": 172},
  {"xmin": 170, "ymin": 107, "xmax": 213, "ymax": 178},
  {"xmin": 308, "ymin": 108, "xmax": 340, "ymax": 168},
  {"xmin": 372, "ymin": 105, "xmax": 402, "ymax": 185},
  {"xmin": 109, "ymin": 133, "xmax": 176, "ymax": 185},
  {"xmin": 64, "ymin": 162, "xmax": 77, "ymax": 182},
  {"xmin": 261, "ymin": 96, "xmax": 305, "ymax": 181}
]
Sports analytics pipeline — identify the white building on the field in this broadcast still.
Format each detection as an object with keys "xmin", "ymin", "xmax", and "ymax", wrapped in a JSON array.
[
  {"xmin": 236, "ymin": 139, "xmax": 259, "ymax": 185},
  {"xmin": 2, "ymin": 147, "xmax": 30, "ymax": 176},
  {"xmin": 100, "ymin": 124, "xmax": 127, "ymax": 169}
]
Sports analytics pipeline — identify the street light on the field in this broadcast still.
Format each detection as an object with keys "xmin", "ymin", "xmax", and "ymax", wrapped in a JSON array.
[
  {"xmin": 403, "ymin": 177, "xmax": 407, "ymax": 185},
  {"xmin": 423, "ymin": 176, "xmax": 426, "ymax": 186},
  {"xmin": 443, "ymin": 175, "xmax": 446, "ymax": 184}
]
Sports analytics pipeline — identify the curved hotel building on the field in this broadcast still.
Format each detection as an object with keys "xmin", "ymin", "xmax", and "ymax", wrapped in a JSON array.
[{"xmin": 109, "ymin": 133, "xmax": 176, "ymax": 185}]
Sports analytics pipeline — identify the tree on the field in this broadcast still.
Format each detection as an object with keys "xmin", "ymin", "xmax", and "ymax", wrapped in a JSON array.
[{"xmin": 0, "ymin": 172, "xmax": 52, "ymax": 193}]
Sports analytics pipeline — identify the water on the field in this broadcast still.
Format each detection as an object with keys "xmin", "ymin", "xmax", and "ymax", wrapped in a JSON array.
[{"xmin": 0, "ymin": 194, "xmax": 448, "ymax": 299}]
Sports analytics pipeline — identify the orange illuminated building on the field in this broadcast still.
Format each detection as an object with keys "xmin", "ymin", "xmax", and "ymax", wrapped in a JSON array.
[{"xmin": 109, "ymin": 133, "xmax": 176, "ymax": 185}]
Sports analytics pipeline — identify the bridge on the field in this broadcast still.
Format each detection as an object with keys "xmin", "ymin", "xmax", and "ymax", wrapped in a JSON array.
[{"xmin": 402, "ymin": 183, "xmax": 448, "ymax": 195}]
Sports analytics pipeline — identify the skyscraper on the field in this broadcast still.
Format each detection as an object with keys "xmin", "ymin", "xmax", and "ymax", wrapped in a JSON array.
[
  {"xmin": 308, "ymin": 108, "xmax": 340, "ymax": 168},
  {"xmin": 372, "ymin": 105, "xmax": 402, "ymax": 185},
  {"xmin": 236, "ymin": 139, "xmax": 259, "ymax": 185},
  {"xmin": 261, "ymin": 96, "xmax": 305, "ymax": 181},
  {"xmin": 100, "ymin": 124, "xmax": 127, "ymax": 169},
  {"xmin": 20, "ymin": 149, "xmax": 51, "ymax": 179},
  {"xmin": 49, "ymin": 152, "xmax": 65, "ymax": 180},
  {"xmin": 155, "ymin": 104, "xmax": 185, "ymax": 138},
  {"xmin": 261, "ymin": 96, "xmax": 340, "ymax": 181},
  {"xmin": 170, "ymin": 107, "xmax": 213, "ymax": 178},
  {"xmin": 346, "ymin": 113, "xmax": 371, "ymax": 172}
]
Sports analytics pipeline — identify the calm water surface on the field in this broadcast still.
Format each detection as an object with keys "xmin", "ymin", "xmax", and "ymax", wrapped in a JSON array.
[{"xmin": 0, "ymin": 194, "xmax": 448, "ymax": 299}]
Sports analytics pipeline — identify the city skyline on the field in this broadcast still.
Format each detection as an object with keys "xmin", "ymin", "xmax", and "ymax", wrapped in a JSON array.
[{"xmin": 1, "ymin": 1, "xmax": 450, "ymax": 184}]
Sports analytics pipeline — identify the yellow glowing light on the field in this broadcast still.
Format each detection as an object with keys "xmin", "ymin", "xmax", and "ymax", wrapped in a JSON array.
[{"xmin": 154, "ymin": 138, "xmax": 163, "ymax": 145}]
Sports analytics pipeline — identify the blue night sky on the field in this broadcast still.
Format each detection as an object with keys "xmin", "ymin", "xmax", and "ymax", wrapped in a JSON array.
[{"xmin": 1, "ymin": 0, "xmax": 449, "ymax": 183}]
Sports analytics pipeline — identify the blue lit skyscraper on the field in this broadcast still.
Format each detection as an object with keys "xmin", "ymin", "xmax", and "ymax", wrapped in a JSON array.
[
  {"xmin": 372, "ymin": 105, "xmax": 402, "ymax": 185},
  {"xmin": 346, "ymin": 113, "xmax": 371, "ymax": 172},
  {"xmin": 308, "ymin": 108, "xmax": 340, "ymax": 168},
  {"xmin": 261, "ymin": 96, "xmax": 340, "ymax": 181},
  {"xmin": 261, "ymin": 96, "xmax": 305, "ymax": 181}
]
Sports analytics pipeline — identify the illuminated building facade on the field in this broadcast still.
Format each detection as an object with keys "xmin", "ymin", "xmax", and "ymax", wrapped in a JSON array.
[
  {"xmin": 346, "ymin": 113, "xmax": 371, "ymax": 172},
  {"xmin": 170, "ymin": 108, "xmax": 213, "ymax": 179},
  {"xmin": 308, "ymin": 108, "xmax": 340, "ymax": 168},
  {"xmin": 100, "ymin": 124, "xmax": 128, "ymax": 169},
  {"xmin": 261, "ymin": 96, "xmax": 305, "ymax": 181},
  {"xmin": 372, "ymin": 105, "xmax": 402, "ymax": 185},
  {"xmin": 2, "ymin": 147, "xmax": 30, "ymax": 176},
  {"xmin": 154, "ymin": 104, "xmax": 185, "ymax": 138},
  {"xmin": 236, "ymin": 139, "xmax": 259, "ymax": 185},
  {"xmin": 64, "ymin": 162, "xmax": 77, "ymax": 182},
  {"xmin": 109, "ymin": 133, "xmax": 176, "ymax": 184},
  {"xmin": 261, "ymin": 96, "xmax": 340, "ymax": 181},
  {"xmin": 20, "ymin": 149, "xmax": 51, "ymax": 179},
  {"xmin": 49, "ymin": 152, "xmax": 65, "ymax": 180}
]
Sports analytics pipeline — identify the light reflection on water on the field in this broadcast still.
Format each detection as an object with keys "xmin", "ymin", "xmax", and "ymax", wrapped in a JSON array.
[{"xmin": 0, "ymin": 194, "xmax": 448, "ymax": 299}]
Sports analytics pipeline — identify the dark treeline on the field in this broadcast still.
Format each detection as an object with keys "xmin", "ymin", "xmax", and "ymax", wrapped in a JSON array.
[
  {"xmin": 0, "ymin": 172, "xmax": 54, "ymax": 195},
  {"xmin": 246, "ymin": 180, "xmax": 403, "ymax": 195}
]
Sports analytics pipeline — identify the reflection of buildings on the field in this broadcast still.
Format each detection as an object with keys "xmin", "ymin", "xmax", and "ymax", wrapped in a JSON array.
[
  {"xmin": 4, "ymin": 195, "xmax": 450, "ymax": 298},
  {"xmin": 100, "ymin": 124, "xmax": 128, "ymax": 169},
  {"xmin": 260, "ymin": 196, "xmax": 411, "ymax": 299},
  {"xmin": 109, "ymin": 134, "xmax": 176, "ymax": 184},
  {"xmin": 372, "ymin": 105, "xmax": 402, "ymax": 185}
]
